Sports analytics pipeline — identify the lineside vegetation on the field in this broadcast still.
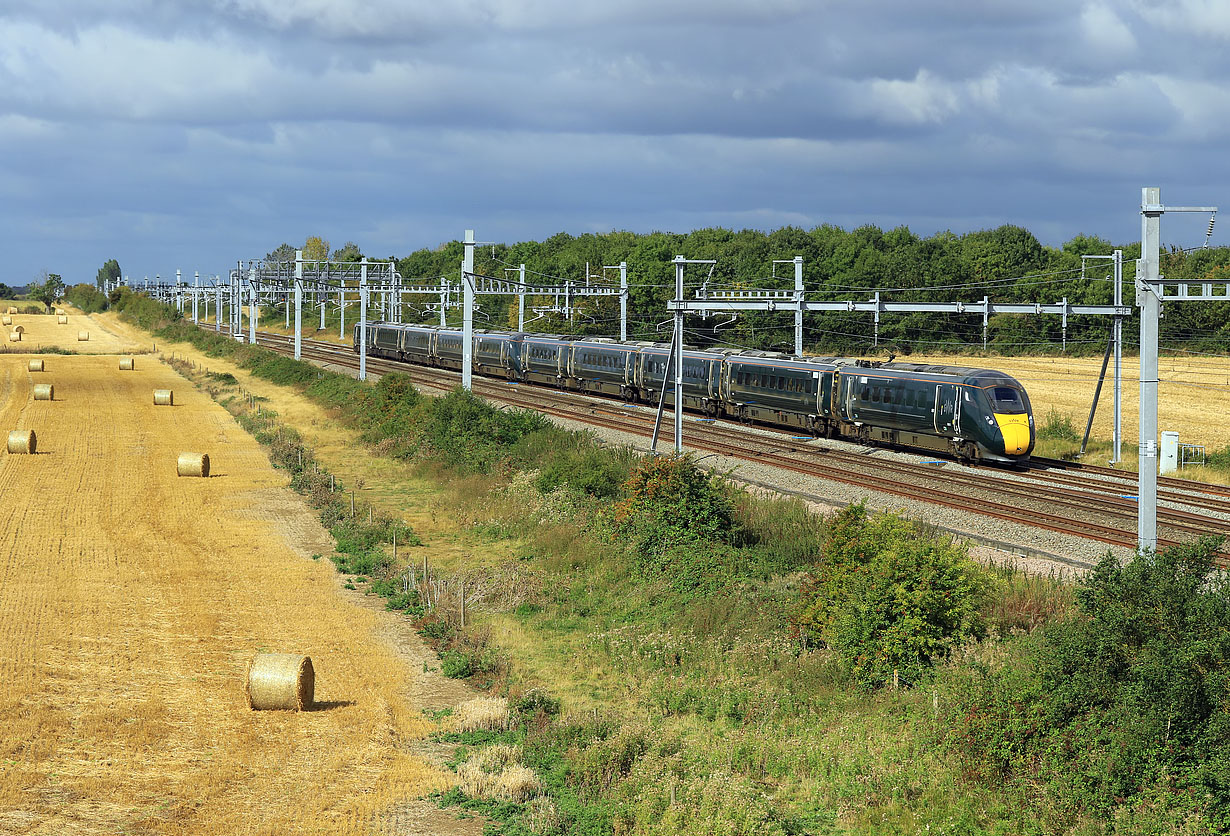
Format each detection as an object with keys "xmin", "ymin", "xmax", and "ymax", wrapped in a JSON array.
[{"xmin": 122, "ymin": 292, "xmax": 1230, "ymax": 834}]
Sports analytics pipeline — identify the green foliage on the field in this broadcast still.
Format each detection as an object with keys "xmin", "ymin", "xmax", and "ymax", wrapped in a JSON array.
[
  {"xmin": 440, "ymin": 650, "xmax": 474, "ymax": 678},
  {"xmin": 28, "ymin": 272, "xmax": 65, "ymax": 311},
  {"xmin": 95, "ymin": 258, "xmax": 121, "ymax": 290},
  {"xmin": 1038, "ymin": 407, "xmax": 1081, "ymax": 442},
  {"xmin": 795, "ymin": 504, "xmax": 989, "ymax": 688},
  {"xmin": 64, "ymin": 283, "xmax": 109, "ymax": 313},
  {"xmin": 533, "ymin": 442, "xmax": 632, "ymax": 498},
  {"xmin": 945, "ymin": 538, "xmax": 1230, "ymax": 830},
  {"xmin": 420, "ymin": 387, "xmax": 549, "ymax": 473}
]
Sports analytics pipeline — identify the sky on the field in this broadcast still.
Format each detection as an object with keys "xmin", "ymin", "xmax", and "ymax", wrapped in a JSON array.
[{"xmin": 1, "ymin": 0, "xmax": 1228, "ymax": 285}]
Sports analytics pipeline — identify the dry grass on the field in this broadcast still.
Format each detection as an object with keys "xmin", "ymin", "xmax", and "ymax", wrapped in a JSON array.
[
  {"xmin": 913, "ymin": 352, "xmax": 1230, "ymax": 453},
  {"xmin": 0, "ymin": 306, "xmax": 149, "ymax": 353},
  {"xmin": 456, "ymin": 746, "xmax": 541, "ymax": 802},
  {"xmin": 452, "ymin": 696, "xmax": 512, "ymax": 733},
  {"xmin": 0, "ymin": 355, "xmax": 460, "ymax": 834}
]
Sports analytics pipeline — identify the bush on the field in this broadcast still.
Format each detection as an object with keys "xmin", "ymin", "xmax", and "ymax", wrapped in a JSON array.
[
  {"xmin": 612, "ymin": 455, "xmax": 735, "ymax": 554},
  {"xmin": 1037, "ymin": 407, "xmax": 1080, "ymax": 442},
  {"xmin": 441, "ymin": 650, "xmax": 475, "ymax": 678},
  {"xmin": 794, "ymin": 504, "xmax": 989, "ymax": 688},
  {"xmin": 421, "ymin": 387, "xmax": 550, "ymax": 473},
  {"xmin": 945, "ymin": 537, "xmax": 1230, "ymax": 830},
  {"xmin": 64, "ymin": 283, "xmax": 109, "ymax": 313},
  {"xmin": 535, "ymin": 444, "xmax": 631, "ymax": 499}
]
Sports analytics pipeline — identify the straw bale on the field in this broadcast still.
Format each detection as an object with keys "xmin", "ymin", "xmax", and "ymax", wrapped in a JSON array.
[
  {"xmin": 13, "ymin": 325, "xmax": 23, "ymax": 334},
  {"xmin": 4, "ymin": 306, "xmax": 14, "ymax": 314},
  {"xmin": 176, "ymin": 452, "xmax": 210, "ymax": 477},
  {"xmin": 77, "ymin": 331, "xmax": 89, "ymax": 341},
  {"xmin": 7, "ymin": 332, "xmax": 19, "ymax": 342},
  {"xmin": 33, "ymin": 384, "xmax": 53, "ymax": 401},
  {"xmin": 57, "ymin": 315, "xmax": 68, "ymax": 324},
  {"xmin": 27, "ymin": 359, "xmax": 44, "ymax": 372},
  {"xmin": 118, "ymin": 357, "xmax": 134, "ymax": 370},
  {"xmin": 153, "ymin": 389, "xmax": 174, "ymax": 406},
  {"xmin": 54, "ymin": 308, "xmax": 64, "ymax": 316},
  {"xmin": 1, "ymin": 316, "xmax": 9, "ymax": 326},
  {"xmin": 246, "ymin": 653, "xmax": 314, "ymax": 711},
  {"xmin": 7, "ymin": 430, "xmax": 35, "ymax": 454}
]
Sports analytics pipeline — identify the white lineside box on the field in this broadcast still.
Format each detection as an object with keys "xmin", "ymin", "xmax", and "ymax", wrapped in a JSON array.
[{"xmin": 1160, "ymin": 431, "xmax": 1179, "ymax": 475}]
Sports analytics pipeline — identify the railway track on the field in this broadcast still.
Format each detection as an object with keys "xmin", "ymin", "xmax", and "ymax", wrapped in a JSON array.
[{"xmin": 228, "ymin": 329, "xmax": 1230, "ymax": 556}]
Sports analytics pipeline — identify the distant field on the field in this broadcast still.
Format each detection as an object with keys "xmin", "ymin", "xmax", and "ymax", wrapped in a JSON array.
[
  {"xmin": 0, "ymin": 355, "xmax": 456, "ymax": 833},
  {"xmin": 909, "ymin": 352, "xmax": 1230, "ymax": 456},
  {"xmin": 1, "ymin": 305, "xmax": 149, "ymax": 354}
]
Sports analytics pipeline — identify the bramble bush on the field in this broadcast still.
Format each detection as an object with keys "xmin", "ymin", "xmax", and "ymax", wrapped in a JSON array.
[
  {"xmin": 944, "ymin": 537, "xmax": 1230, "ymax": 831},
  {"xmin": 794, "ymin": 503, "xmax": 989, "ymax": 688}
]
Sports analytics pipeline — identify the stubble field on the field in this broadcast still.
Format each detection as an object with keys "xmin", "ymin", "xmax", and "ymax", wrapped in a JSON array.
[
  {"xmin": 1, "ymin": 308, "xmax": 148, "ymax": 355},
  {"xmin": 0, "ymin": 350, "xmax": 465, "ymax": 834}
]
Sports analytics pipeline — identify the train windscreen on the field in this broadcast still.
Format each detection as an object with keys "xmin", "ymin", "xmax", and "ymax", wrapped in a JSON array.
[{"xmin": 990, "ymin": 386, "xmax": 1027, "ymax": 414}]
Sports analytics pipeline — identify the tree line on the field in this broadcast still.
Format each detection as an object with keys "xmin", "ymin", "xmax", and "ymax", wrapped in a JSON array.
[{"xmin": 273, "ymin": 224, "xmax": 1230, "ymax": 357}]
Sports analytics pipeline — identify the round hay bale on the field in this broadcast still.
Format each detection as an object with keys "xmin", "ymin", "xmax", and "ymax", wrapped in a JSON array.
[
  {"xmin": 7, "ymin": 332, "xmax": 19, "ymax": 342},
  {"xmin": 246, "ymin": 653, "xmax": 314, "ymax": 711},
  {"xmin": 6, "ymin": 430, "xmax": 35, "ymax": 454},
  {"xmin": 77, "ymin": 331, "xmax": 89, "ymax": 341},
  {"xmin": 55, "ymin": 308, "xmax": 65, "ymax": 316},
  {"xmin": 57, "ymin": 315, "xmax": 68, "ymax": 325},
  {"xmin": 153, "ymin": 389, "xmax": 174, "ymax": 406},
  {"xmin": 13, "ymin": 325, "xmax": 23, "ymax": 334},
  {"xmin": 5, "ymin": 306, "xmax": 15, "ymax": 315},
  {"xmin": 27, "ymin": 359, "xmax": 44, "ymax": 372},
  {"xmin": 1, "ymin": 316, "xmax": 10, "ymax": 326},
  {"xmin": 176, "ymin": 452, "xmax": 209, "ymax": 477},
  {"xmin": 118, "ymin": 357, "xmax": 134, "ymax": 371},
  {"xmin": 32, "ymin": 384, "xmax": 53, "ymax": 401}
]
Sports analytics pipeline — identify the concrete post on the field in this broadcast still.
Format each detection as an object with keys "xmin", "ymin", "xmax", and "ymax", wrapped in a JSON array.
[
  {"xmin": 462, "ymin": 230, "xmax": 475, "ymax": 391},
  {"xmin": 1138, "ymin": 187, "xmax": 1162, "ymax": 552}
]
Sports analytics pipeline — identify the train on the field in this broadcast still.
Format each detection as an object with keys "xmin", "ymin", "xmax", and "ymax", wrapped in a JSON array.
[{"xmin": 354, "ymin": 322, "xmax": 1036, "ymax": 465}]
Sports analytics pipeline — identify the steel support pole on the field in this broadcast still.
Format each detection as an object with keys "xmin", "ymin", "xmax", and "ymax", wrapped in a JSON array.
[
  {"xmin": 982, "ymin": 296, "xmax": 989, "ymax": 350},
  {"xmin": 319, "ymin": 284, "xmax": 326, "ymax": 331},
  {"xmin": 192, "ymin": 272, "xmax": 199, "ymax": 324},
  {"xmin": 1061, "ymin": 297, "xmax": 1068, "ymax": 352},
  {"xmin": 873, "ymin": 291, "xmax": 880, "ymax": 348},
  {"xmin": 248, "ymin": 267, "xmax": 257, "ymax": 345},
  {"xmin": 462, "ymin": 230, "xmax": 475, "ymax": 391},
  {"xmin": 440, "ymin": 283, "xmax": 448, "ymax": 327},
  {"xmin": 339, "ymin": 281, "xmax": 346, "ymax": 340},
  {"xmin": 1112, "ymin": 249, "xmax": 1123, "ymax": 465},
  {"xmin": 519, "ymin": 264, "xmax": 527, "ymax": 331},
  {"xmin": 673, "ymin": 256, "xmax": 685, "ymax": 454},
  {"xmin": 619, "ymin": 261, "xmax": 628, "ymax": 342},
  {"xmin": 294, "ymin": 250, "xmax": 303, "ymax": 360},
  {"xmin": 794, "ymin": 256, "xmax": 804, "ymax": 355},
  {"xmin": 359, "ymin": 262, "xmax": 368, "ymax": 382},
  {"xmin": 1138, "ymin": 187, "xmax": 1162, "ymax": 552},
  {"xmin": 176, "ymin": 270, "xmax": 183, "ymax": 313}
]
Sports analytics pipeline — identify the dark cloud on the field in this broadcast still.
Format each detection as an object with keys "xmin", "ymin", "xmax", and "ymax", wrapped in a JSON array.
[{"xmin": 0, "ymin": 1, "xmax": 1226, "ymax": 284}]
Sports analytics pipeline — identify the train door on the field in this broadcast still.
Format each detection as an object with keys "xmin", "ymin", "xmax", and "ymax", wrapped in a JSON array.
[{"xmin": 933, "ymin": 383, "xmax": 959, "ymax": 434}]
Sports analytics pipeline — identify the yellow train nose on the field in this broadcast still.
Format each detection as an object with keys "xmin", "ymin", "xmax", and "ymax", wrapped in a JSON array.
[{"xmin": 995, "ymin": 414, "xmax": 1032, "ymax": 456}]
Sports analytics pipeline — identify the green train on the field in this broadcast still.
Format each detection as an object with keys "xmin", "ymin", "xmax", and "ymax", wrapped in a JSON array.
[{"xmin": 357, "ymin": 323, "xmax": 1035, "ymax": 465}]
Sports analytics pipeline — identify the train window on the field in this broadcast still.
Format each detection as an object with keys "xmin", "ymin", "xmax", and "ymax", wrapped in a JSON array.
[
  {"xmin": 896, "ymin": 388, "xmax": 904, "ymax": 405},
  {"xmin": 991, "ymin": 387, "xmax": 1026, "ymax": 413}
]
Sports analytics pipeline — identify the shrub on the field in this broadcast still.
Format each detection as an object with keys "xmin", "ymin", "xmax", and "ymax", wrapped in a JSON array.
[
  {"xmin": 421, "ymin": 387, "xmax": 549, "ymax": 472},
  {"xmin": 611, "ymin": 454, "xmax": 735, "ymax": 556},
  {"xmin": 1037, "ymin": 407, "xmax": 1080, "ymax": 442},
  {"xmin": 441, "ymin": 650, "xmax": 474, "ymax": 679},
  {"xmin": 534, "ymin": 442, "xmax": 634, "ymax": 499},
  {"xmin": 945, "ymin": 537, "xmax": 1230, "ymax": 830},
  {"xmin": 795, "ymin": 504, "xmax": 989, "ymax": 688}
]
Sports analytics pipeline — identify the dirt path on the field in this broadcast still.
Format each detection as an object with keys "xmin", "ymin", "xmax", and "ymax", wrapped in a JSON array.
[{"xmin": 0, "ymin": 354, "xmax": 481, "ymax": 835}]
